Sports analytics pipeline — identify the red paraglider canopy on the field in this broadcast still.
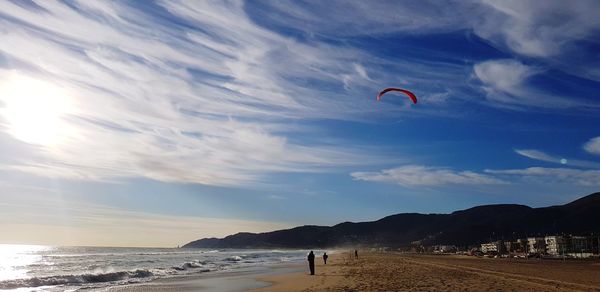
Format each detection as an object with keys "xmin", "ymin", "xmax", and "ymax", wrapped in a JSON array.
[{"xmin": 376, "ymin": 88, "xmax": 417, "ymax": 104}]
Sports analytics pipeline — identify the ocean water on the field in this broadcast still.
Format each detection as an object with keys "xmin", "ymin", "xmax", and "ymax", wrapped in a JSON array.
[{"xmin": 0, "ymin": 244, "xmax": 311, "ymax": 291}]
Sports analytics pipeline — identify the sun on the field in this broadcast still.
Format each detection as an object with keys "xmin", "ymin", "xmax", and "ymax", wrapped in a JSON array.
[{"xmin": 0, "ymin": 72, "xmax": 75, "ymax": 146}]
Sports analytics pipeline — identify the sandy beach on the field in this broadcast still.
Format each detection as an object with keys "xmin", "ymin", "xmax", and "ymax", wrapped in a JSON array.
[
  {"xmin": 256, "ymin": 252, "xmax": 600, "ymax": 291},
  {"xmin": 99, "ymin": 251, "xmax": 600, "ymax": 291},
  {"xmin": 254, "ymin": 252, "xmax": 348, "ymax": 292}
]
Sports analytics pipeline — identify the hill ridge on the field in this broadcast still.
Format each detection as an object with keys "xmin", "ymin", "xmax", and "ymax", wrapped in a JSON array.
[{"xmin": 183, "ymin": 192, "xmax": 600, "ymax": 249}]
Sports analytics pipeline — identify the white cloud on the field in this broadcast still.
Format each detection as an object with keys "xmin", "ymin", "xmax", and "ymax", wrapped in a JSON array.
[
  {"xmin": 515, "ymin": 149, "xmax": 556, "ymax": 162},
  {"xmin": 515, "ymin": 149, "xmax": 600, "ymax": 168},
  {"xmin": 257, "ymin": 1, "xmax": 600, "ymax": 83},
  {"xmin": 353, "ymin": 163, "xmax": 600, "ymax": 188},
  {"xmin": 476, "ymin": 0, "xmax": 600, "ymax": 57},
  {"xmin": 0, "ymin": 1, "xmax": 390, "ymax": 186},
  {"xmin": 350, "ymin": 165, "xmax": 505, "ymax": 187},
  {"xmin": 474, "ymin": 59, "xmax": 537, "ymax": 94},
  {"xmin": 0, "ymin": 1, "xmax": 597, "ymax": 188},
  {"xmin": 249, "ymin": 1, "xmax": 469, "ymax": 36},
  {"xmin": 258, "ymin": 1, "xmax": 600, "ymax": 59},
  {"xmin": 473, "ymin": 59, "xmax": 588, "ymax": 108},
  {"xmin": 486, "ymin": 167, "xmax": 600, "ymax": 186},
  {"xmin": 583, "ymin": 137, "xmax": 600, "ymax": 155},
  {"xmin": 353, "ymin": 63, "xmax": 370, "ymax": 80}
]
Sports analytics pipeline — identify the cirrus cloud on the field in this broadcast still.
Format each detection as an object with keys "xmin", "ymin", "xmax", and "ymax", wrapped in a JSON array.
[
  {"xmin": 350, "ymin": 165, "xmax": 506, "ymax": 187},
  {"xmin": 515, "ymin": 149, "xmax": 600, "ymax": 169},
  {"xmin": 486, "ymin": 167, "xmax": 600, "ymax": 186},
  {"xmin": 257, "ymin": 0, "xmax": 600, "ymax": 60},
  {"xmin": 0, "ymin": 0, "xmax": 388, "ymax": 187},
  {"xmin": 583, "ymin": 137, "xmax": 600, "ymax": 155},
  {"xmin": 472, "ymin": 59, "xmax": 590, "ymax": 108}
]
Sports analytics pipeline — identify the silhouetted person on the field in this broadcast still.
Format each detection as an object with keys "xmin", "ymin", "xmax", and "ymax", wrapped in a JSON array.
[
  {"xmin": 323, "ymin": 252, "xmax": 328, "ymax": 265},
  {"xmin": 354, "ymin": 249, "xmax": 358, "ymax": 259},
  {"xmin": 307, "ymin": 251, "xmax": 315, "ymax": 275}
]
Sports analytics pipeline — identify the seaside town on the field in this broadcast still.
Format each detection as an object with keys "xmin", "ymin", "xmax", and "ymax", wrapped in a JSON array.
[{"xmin": 428, "ymin": 235, "xmax": 600, "ymax": 258}]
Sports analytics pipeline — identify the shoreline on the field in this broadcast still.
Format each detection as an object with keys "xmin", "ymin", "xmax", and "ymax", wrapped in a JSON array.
[{"xmin": 103, "ymin": 262, "xmax": 304, "ymax": 292}]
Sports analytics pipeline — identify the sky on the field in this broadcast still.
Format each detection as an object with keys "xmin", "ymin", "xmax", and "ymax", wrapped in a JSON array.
[{"xmin": 0, "ymin": 0, "xmax": 599, "ymax": 247}]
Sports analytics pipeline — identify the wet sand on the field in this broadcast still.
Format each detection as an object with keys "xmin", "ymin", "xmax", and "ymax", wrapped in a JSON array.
[
  {"xmin": 104, "ymin": 264, "xmax": 303, "ymax": 292},
  {"xmin": 256, "ymin": 252, "xmax": 600, "ymax": 291}
]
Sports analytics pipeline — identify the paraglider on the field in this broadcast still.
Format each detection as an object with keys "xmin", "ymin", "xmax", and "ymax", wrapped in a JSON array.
[{"xmin": 376, "ymin": 88, "xmax": 417, "ymax": 104}]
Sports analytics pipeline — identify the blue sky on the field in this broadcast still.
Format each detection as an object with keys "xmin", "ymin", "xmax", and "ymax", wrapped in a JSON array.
[{"xmin": 0, "ymin": 0, "xmax": 599, "ymax": 247}]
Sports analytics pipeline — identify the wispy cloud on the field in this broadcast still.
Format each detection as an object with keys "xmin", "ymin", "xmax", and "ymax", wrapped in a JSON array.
[
  {"xmin": 350, "ymin": 165, "xmax": 505, "ymax": 187},
  {"xmin": 514, "ymin": 149, "xmax": 556, "ymax": 163},
  {"xmin": 475, "ymin": 0, "xmax": 600, "ymax": 58},
  {"xmin": 0, "ymin": 1, "xmax": 597, "ymax": 189},
  {"xmin": 258, "ymin": 0, "xmax": 600, "ymax": 98},
  {"xmin": 352, "ymin": 162, "xmax": 600, "ymax": 188},
  {"xmin": 0, "ymin": 1, "xmax": 392, "ymax": 186},
  {"xmin": 258, "ymin": 1, "xmax": 600, "ymax": 60},
  {"xmin": 472, "ymin": 59, "xmax": 591, "ymax": 109},
  {"xmin": 486, "ymin": 167, "xmax": 600, "ymax": 186},
  {"xmin": 246, "ymin": 1, "xmax": 470, "ymax": 37},
  {"xmin": 584, "ymin": 137, "xmax": 600, "ymax": 155},
  {"xmin": 515, "ymin": 149, "xmax": 600, "ymax": 168}
]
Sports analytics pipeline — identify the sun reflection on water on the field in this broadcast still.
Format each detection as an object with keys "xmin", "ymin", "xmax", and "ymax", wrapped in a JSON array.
[{"xmin": 0, "ymin": 244, "xmax": 50, "ymax": 281}]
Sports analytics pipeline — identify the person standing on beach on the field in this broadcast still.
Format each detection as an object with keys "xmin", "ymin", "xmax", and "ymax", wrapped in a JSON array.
[
  {"xmin": 308, "ymin": 251, "xmax": 315, "ymax": 275},
  {"xmin": 354, "ymin": 249, "xmax": 358, "ymax": 259},
  {"xmin": 323, "ymin": 252, "xmax": 328, "ymax": 265}
]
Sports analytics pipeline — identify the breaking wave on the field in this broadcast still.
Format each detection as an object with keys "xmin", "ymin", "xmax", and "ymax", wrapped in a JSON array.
[
  {"xmin": 171, "ymin": 261, "xmax": 210, "ymax": 272},
  {"xmin": 225, "ymin": 255, "xmax": 243, "ymax": 262},
  {"xmin": 0, "ymin": 269, "xmax": 154, "ymax": 289},
  {"xmin": 0, "ymin": 246, "xmax": 311, "ymax": 290}
]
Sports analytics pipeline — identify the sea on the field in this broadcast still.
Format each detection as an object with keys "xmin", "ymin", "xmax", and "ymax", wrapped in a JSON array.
[{"xmin": 0, "ymin": 244, "xmax": 312, "ymax": 291}]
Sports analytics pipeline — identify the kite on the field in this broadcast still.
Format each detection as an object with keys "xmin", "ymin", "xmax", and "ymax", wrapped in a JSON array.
[{"xmin": 376, "ymin": 88, "xmax": 417, "ymax": 104}]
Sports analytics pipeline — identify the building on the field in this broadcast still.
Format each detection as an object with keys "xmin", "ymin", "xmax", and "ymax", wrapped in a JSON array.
[
  {"xmin": 545, "ymin": 236, "xmax": 566, "ymax": 256},
  {"xmin": 570, "ymin": 236, "xmax": 588, "ymax": 253},
  {"xmin": 504, "ymin": 239, "xmax": 526, "ymax": 254},
  {"xmin": 481, "ymin": 241, "xmax": 503, "ymax": 254},
  {"xmin": 526, "ymin": 237, "xmax": 545, "ymax": 254},
  {"xmin": 481, "ymin": 242, "xmax": 497, "ymax": 254},
  {"xmin": 433, "ymin": 245, "xmax": 457, "ymax": 253},
  {"xmin": 474, "ymin": 235, "xmax": 599, "ymax": 258}
]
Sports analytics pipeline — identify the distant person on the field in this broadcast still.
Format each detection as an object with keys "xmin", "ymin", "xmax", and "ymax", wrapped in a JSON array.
[
  {"xmin": 323, "ymin": 252, "xmax": 328, "ymax": 265},
  {"xmin": 307, "ymin": 251, "xmax": 315, "ymax": 275},
  {"xmin": 354, "ymin": 249, "xmax": 358, "ymax": 259}
]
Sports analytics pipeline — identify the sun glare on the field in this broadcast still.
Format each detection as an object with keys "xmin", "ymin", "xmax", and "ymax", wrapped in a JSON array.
[{"xmin": 0, "ymin": 73, "xmax": 75, "ymax": 146}]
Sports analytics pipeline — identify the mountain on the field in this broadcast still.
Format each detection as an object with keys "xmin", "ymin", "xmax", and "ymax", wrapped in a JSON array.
[{"xmin": 182, "ymin": 192, "xmax": 600, "ymax": 249}]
